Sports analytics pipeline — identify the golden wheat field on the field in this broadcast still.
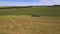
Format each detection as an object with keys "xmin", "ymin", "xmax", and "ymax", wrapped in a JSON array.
[{"xmin": 0, "ymin": 15, "xmax": 60, "ymax": 34}]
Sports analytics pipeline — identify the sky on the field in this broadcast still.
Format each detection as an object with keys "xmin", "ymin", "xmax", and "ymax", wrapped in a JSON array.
[{"xmin": 0, "ymin": 0, "xmax": 60, "ymax": 6}]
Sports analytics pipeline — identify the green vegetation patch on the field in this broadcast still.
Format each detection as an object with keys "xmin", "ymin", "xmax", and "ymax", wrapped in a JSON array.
[{"xmin": 0, "ymin": 7, "xmax": 60, "ymax": 16}]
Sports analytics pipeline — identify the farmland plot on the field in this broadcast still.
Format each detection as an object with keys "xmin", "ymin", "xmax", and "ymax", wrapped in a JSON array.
[{"xmin": 0, "ymin": 15, "xmax": 60, "ymax": 34}]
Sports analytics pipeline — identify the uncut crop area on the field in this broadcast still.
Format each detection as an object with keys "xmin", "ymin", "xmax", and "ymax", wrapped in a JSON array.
[{"xmin": 0, "ymin": 15, "xmax": 60, "ymax": 34}]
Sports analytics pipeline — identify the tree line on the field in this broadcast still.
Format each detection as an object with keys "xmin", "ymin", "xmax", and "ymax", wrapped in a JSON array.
[
  {"xmin": 0, "ymin": 6, "xmax": 32, "ymax": 9},
  {"xmin": 0, "ymin": 5, "xmax": 60, "ymax": 9}
]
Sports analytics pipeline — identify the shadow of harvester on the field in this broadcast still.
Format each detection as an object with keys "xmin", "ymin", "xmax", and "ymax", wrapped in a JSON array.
[{"xmin": 32, "ymin": 13, "xmax": 40, "ymax": 17}]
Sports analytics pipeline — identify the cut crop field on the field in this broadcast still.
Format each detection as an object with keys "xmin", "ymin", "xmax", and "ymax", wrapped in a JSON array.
[{"xmin": 0, "ymin": 15, "xmax": 60, "ymax": 34}]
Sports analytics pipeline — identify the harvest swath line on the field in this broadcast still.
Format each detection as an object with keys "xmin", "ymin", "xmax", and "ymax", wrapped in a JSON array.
[{"xmin": 8, "ymin": 16, "xmax": 19, "ymax": 27}]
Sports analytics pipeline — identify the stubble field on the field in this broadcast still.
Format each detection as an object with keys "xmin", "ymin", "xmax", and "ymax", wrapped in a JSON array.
[
  {"xmin": 0, "ymin": 15, "xmax": 60, "ymax": 34},
  {"xmin": 0, "ymin": 7, "xmax": 60, "ymax": 34}
]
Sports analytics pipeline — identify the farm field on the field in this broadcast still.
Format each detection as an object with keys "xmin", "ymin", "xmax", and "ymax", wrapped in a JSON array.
[
  {"xmin": 0, "ymin": 7, "xmax": 60, "ymax": 34},
  {"xmin": 0, "ymin": 15, "xmax": 60, "ymax": 34},
  {"xmin": 0, "ymin": 7, "xmax": 60, "ymax": 16}
]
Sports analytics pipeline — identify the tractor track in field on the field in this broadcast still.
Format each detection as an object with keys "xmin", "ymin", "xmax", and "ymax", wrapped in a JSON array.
[{"xmin": 8, "ymin": 16, "xmax": 19, "ymax": 27}]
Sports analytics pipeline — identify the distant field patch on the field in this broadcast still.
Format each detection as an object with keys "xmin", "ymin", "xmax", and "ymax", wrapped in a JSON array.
[{"xmin": 0, "ymin": 7, "xmax": 60, "ymax": 16}]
